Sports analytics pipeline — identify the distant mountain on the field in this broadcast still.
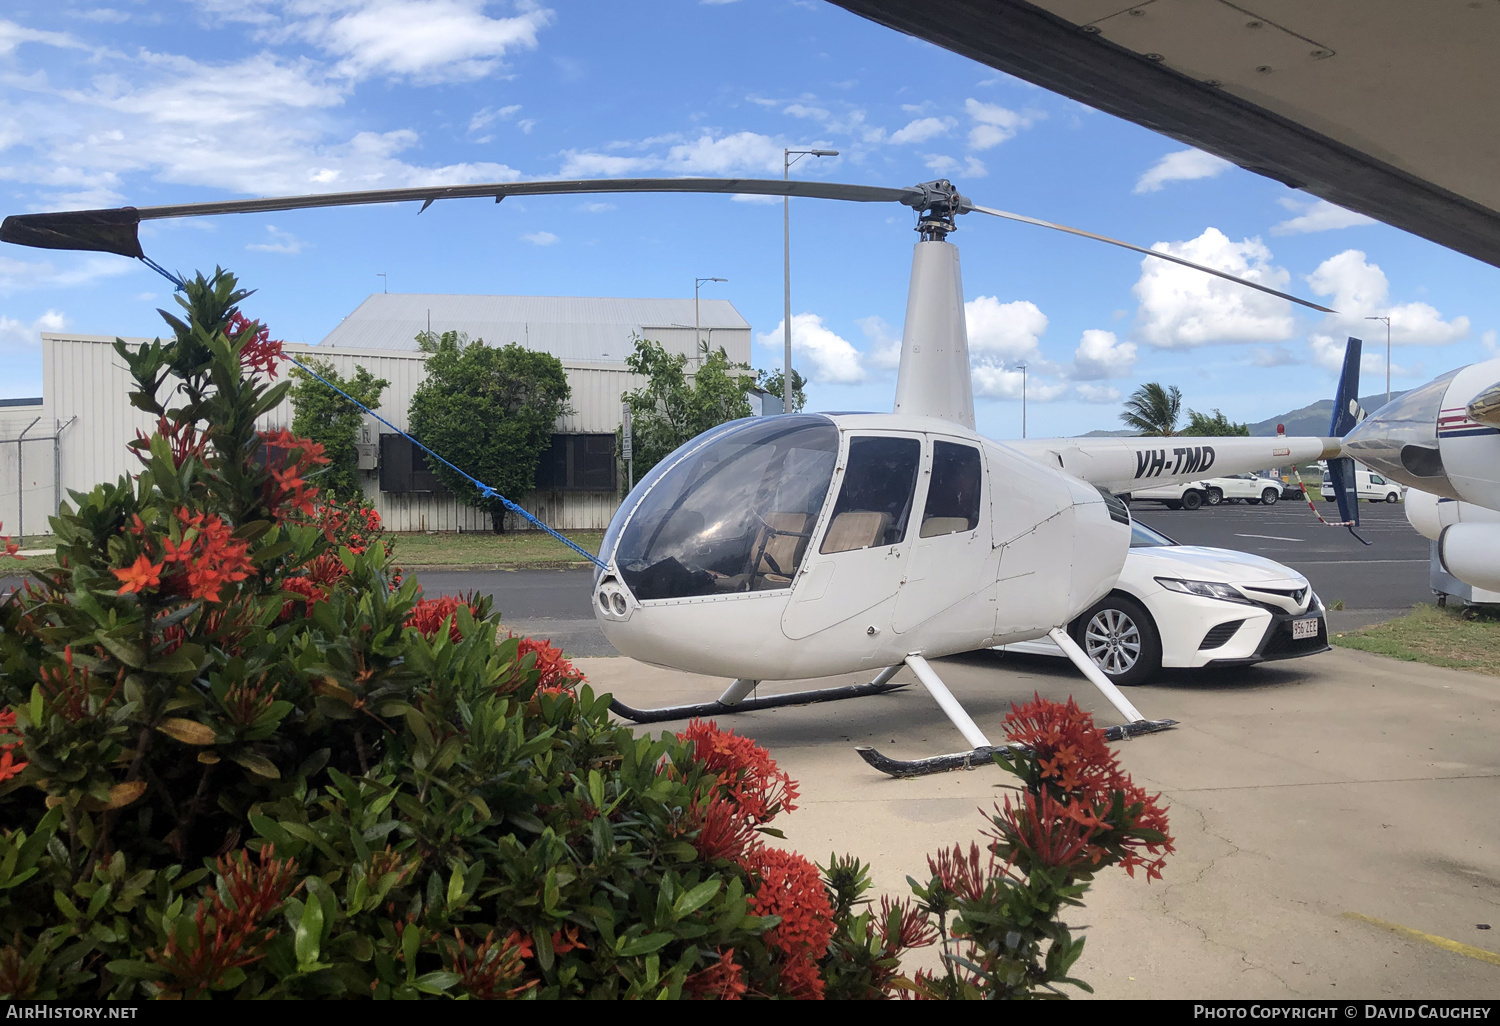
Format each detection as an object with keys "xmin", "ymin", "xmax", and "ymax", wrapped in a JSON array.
[
  {"xmin": 1068, "ymin": 391, "xmax": 1406, "ymax": 441},
  {"xmin": 1247, "ymin": 391, "xmax": 1406, "ymax": 437}
]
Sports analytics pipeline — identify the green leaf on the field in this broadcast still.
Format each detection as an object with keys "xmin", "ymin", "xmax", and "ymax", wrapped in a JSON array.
[
  {"xmin": 414, "ymin": 971, "xmax": 460, "ymax": 994},
  {"xmin": 617, "ymin": 932, "xmax": 674, "ymax": 958},
  {"xmin": 105, "ymin": 959, "xmax": 167, "ymax": 981},
  {"xmin": 295, "ymin": 893, "xmax": 324, "ymax": 968},
  {"xmin": 673, "ymin": 879, "xmax": 722, "ymax": 919},
  {"xmin": 229, "ymin": 749, "xmax": 280, "ymax": 779}
]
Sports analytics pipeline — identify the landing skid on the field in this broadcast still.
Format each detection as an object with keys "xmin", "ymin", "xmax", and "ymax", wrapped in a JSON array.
[
  {"xmin": 856, "ymin": 718, "xmax": 1178, "ymax": 778},
  {"xmin": 608, "ymin": 664, "xmax": 907, "ymax": 724}
]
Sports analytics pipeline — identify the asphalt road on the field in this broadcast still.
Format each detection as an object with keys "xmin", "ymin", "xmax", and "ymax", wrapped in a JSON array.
[{"xmin": 2, "ymin": 500, "xmax": 1435, "ymax": 656}]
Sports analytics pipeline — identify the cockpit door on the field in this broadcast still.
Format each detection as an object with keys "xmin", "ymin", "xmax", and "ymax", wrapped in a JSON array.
[
  {"xmin": 782, "ymin": 432, "xmax": 922, "ymax": 640},
  {"xmin": 892, "ymin": 438, "xmax": 993, "ymax": 637}
]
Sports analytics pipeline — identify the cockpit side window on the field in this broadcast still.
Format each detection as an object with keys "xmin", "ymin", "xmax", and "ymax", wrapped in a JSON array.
[
  {"xmin": 920, "ymin": 441, "xmax": 982, "ymax": 538},
  {"xmin": 819, "ymin": 435, "xmax": 922, "ymax": 554}
]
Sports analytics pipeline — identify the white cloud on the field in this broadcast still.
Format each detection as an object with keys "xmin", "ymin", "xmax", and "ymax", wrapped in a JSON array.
[
  {"xmin": 965, "ymin": 296, "xmax": 1047, "ymax": 361},
  {"xmin": 562, "ymin": 130, "xmax": 786, "ymax": 178},
  {"xmin": 971, "ymin": 364, "xmax": 1067, "ymax": 401},
  {"xmin": 1074, "ymin": 383, "xmax": 1120, "ymax": 404},
  {"xmin": 578, "ymin": 201, "xmax": 615, "ymax": 212},
  {"xmin": 1251, "ymin": 345, "xmax": 1300, "ymax": 367},
  {"xmin": 963, "ymin": 98, "xmax": 1034, "ymax": 150},
  {"xmin": 783, "ymin": 103, "xmax": 830, "ymax": 121},
  {"xmin": 1271, "ymin": 196, "xmax": 1376, "ymax": 235},
  {"xmin": 246, "ymin": 224, "xmax": 305, "ymax": 254},
  {"xmin": 0, "ymin": 309, "xmax": 68, "ymax": 347},
  {"xmin": 757, "ymin": 314, "xmax": 865, "ymax": 384},
  {"xmin": 0, "ymin": 19, "xmax": 87, "ymax": 55},
  {"xmin": 470, "ymin": 103, "xmax": 522, "ymax": 133},
  {"xmin": 731, "ymin": 193, "xmax": 780, "ymax": 204},
  {"xmin": 922, "ymin": 154, "xmax": 986, "ymax": 178},
  {"xmin": 1484, "ymin": 329, "xmax": 1497, "ymax": 354},
  {"xmin": 1307, "ymin": 250, "xmax": 1469, "ymax": 345},
  {"xmin": 1134, "ymin": 148, "xmax": 1232, "ymax": 194},
  {"xmin": 0, "ymin": 254, "xmax": 139, "ymax": 293},
  {"xmin": 1071, "ymin": 329, "xmax": 1136, "ymax": 380},
  {"xmin": 522, "ymin": 230, "xmax": 558, "ymax": 246},
  {"xmin": 889, "ymin": 116, "xmax": 953, "ymax": 145},
  {"xmin": 857, "ymin": 315, "xmax": 902, "ymax": 370},
  {"xmin": 1309, "ymin": 332, "xmax": 1416, "ymax": 379},
  {"xmin": 1132, "ymin": 228, "xmax": 1296, "ymax": 348},
  {"xmin": 288, "ymin": 1, "xmax": 554, "ymax": 84}
]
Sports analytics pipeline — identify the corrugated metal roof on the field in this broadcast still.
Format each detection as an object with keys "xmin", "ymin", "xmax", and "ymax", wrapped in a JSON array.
[{"xmin": 320, "ymin": 294, "xmax": 751, "ymax": 362}]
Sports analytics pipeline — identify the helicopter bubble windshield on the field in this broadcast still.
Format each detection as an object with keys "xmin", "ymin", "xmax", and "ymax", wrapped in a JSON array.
[{"xmin": 614, "ymin": 415, "xmax": 839, "ymax": 601}]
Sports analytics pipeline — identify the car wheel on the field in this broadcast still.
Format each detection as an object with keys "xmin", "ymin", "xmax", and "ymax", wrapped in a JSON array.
[
  {"xmin": 1386, "ymin": 492, "xmax": 1400, "ymax": 503},
  {"xmin": 1205, "ymin": 488, "xmax": 1223, "ymax": 506},
  {"xmin": 1070, "ymin": 593, "xmax": 1162, "ymax": 687},
  {"xmin": 1260, "ymin": 487, "xmax": 1280, "ymax": 505},
  {"xmin": 1181, "ymin": 490, "xmax": 1204, "ymax": 511}
]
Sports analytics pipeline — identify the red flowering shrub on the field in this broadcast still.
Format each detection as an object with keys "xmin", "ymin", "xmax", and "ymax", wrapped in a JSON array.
[
  {"xmin": 514, "ymin": 636, "xmax": 584, "ymax": 694},
  {"xmin": 905, "ymin": 694, "xmax": 1175, "ymax": 999},
  {"xmin": 678, "ymin": 719, "xmax": 798, "ymax": 825},
  {"xmin": 407, "ymin": 593, "xmax": 483, "ymax": 641}
]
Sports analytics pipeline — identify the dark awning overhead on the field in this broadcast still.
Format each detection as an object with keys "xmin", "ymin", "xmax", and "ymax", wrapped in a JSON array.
[{"xmin": 828, "ymin": 0, "xmax": 1500, "ymax": 269}]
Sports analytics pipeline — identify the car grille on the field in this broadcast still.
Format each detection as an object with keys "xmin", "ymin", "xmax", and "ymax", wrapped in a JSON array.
[
  {"xmin": 1241, "ymin": 585, "xmax": 1308, "ymax": 605},
  {"xmin": 1199, "ymin": 620, "xmax": 1246, "ymax": 650},
  {"xmin": 1262, "ymin": 616, "xmax": 1327, "ymax": 657}
]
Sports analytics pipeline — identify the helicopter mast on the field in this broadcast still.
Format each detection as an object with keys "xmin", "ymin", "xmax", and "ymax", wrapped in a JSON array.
[{"xmin": 893, "ymin": 180, "xmax": 975, "ymax": 430}]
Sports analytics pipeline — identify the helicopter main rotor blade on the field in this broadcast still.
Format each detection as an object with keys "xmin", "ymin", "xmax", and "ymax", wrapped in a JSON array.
[
  {"xmin": 0, "ymin": 178, "xmax": 916, "ymax": 258},
  {"xmin": 965, "ymin": 203, "xmax": 1335, "ymax": 314}
]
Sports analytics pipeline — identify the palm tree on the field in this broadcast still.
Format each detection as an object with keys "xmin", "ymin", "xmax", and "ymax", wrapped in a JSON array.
[{"xmin": 1120, "ymin": 383, "xmax": 1182, "ymax": 436}]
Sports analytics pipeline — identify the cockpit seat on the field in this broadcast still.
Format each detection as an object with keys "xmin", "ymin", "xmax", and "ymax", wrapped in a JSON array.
[
  {"xmin": 920, "ymin": 516, "xmax": 972, "ymax": 538},
  {"xmin": 821, "ymin": 511, "xmax": 892, "ymax": 554}
]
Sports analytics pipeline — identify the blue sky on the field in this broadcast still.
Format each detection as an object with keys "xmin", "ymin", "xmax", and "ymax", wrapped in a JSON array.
[{"xmin": 1, "ymin": 0, "xmax": 1497, "ymax": 439}]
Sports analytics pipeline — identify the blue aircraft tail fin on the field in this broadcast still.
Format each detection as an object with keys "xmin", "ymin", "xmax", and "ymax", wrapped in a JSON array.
[{"xmin": 1327, "ymin": 337, "xmax": 1369, "ymax": 542}]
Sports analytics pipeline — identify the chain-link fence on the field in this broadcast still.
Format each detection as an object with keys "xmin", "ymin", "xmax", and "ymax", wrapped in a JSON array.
[{"xmin": 0, "ymin": 419, "xmax": 68, "ymax": 547}]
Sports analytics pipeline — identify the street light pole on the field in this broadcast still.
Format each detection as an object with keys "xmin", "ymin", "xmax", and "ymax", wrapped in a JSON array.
[
  {"xmin": 784, "ymin": 147, "xmax": 838, "ymax": 411},
  {"xmin": 695, "ymin": 276, "xmax": 727, "ymax": 364},
  {"xmin": 1017, "ymin": 362, "xmax": 1028, "ymax": 438},
  {"xmin": 1365, "ymin": 315, "xmax": 1392, "ymax": 406}
]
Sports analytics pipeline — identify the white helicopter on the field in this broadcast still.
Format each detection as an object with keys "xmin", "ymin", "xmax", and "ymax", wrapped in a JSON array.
[
  {"xmin": 1341, "ymin": 357, "xmax": 1500, "ymax": 593},
  {"xmin": 2, "ymin": 176, "xmax": 1347, "ymax": 774}
]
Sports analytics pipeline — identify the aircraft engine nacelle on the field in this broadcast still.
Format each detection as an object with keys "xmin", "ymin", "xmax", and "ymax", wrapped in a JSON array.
[
  {"xmin": 592, "ymin": 413, "xmax": 1130, "ymax": 681},
  {"xmin": 1345, "ymin": 358, "xmax": 1500, "ymax": 509},
  {"xmin": 1438, "ymin": 522, "xmax": 1500, "ymax": 593},
  {"xmin": 1404, "ymin": 487, "xmax": 1500, "ymax": 541}
]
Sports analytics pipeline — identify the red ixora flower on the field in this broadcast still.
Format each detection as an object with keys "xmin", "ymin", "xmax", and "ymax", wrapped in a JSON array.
[
  {"xmin": 113, "ymin": 554, "xmax": 164, "ymax": 595},
  {"xmin": 513, "ymin": 635, "xmax": 584, "ymax": 694},
  {"xmin": 743, "ymin": 846, "xmax": 835, "ymax": 1000},
  {"xmin": 406, "ymin": 593, "xmax": 483, "ymax": 642},
  {"xmin": 677, "ymin": 720, "xmax": 798, "ymax": 825},
  {"xmin": 0, "ymin": 707, "xmax": 28, "ymax": 783},
  {"xmin": 226, "ymin": 311, "xmax": 285, "ymax": 379},
  {"xmin": 257, "ymin": 429, "xmax": 329, "ymax": 520},
  {"xmin": 1, "ymin": 521, "xmax": 22, "ymax": 560}
]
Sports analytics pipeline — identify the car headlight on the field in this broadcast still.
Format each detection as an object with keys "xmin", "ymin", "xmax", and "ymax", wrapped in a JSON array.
[{"xmin": 1154, "ymin": 577, "xmax": 1254, "ymax": 604}]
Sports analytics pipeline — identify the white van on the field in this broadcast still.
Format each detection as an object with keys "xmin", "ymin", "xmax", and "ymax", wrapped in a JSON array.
[{"xmin": 1320, "ymin": 463, "xmax": 1404, "ymax": 503}]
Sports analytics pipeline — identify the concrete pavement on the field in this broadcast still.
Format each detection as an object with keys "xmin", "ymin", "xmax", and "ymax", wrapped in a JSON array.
[{"xmin": 577, "ymin": 646, "xmax": 1500, "ymax": 998}]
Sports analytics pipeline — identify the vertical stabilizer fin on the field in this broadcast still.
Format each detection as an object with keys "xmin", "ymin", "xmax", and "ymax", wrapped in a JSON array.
[
  {"xmin": 1327, "ymin": 336, "xmax": 1367, "ymax": 540},
  {"xmin": 893, "ymin": 240, "xmax": 975, "ymax": 429}
]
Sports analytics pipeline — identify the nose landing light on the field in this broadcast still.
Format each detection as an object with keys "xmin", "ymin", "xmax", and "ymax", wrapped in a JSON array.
[{"xmin": 596, "ymin": 576, "xmax": 632, "ymax": 621}]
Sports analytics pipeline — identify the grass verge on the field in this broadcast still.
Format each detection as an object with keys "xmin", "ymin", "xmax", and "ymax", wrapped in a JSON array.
[
  {"xmin": 1331, "ymin": 603, "xmax": 1500, "ymax": 676},
  {"xmin": 390, "ymin": 530, "xmax": 605, "ymax": 569}
]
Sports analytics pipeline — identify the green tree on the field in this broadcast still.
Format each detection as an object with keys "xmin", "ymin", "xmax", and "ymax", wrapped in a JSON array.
[
  {"xmin": 756, "ymin": 367, "xmax": 807, "ymax": 413},
  {"xmin": 408, "ymin": 330, "xmax": 570, "ymax": 533},
  {"xmin": 288, "ymin": 358, "xmax": 389, "ymax": 498},
  {"xmin": 622, "ymin": 335, "xmax": 758, "ymax": 479},
  {"xmin": 1181, "ymin": 407, "xmax": 1249, "ymax": 436},
  {"xmin": 1120, "ymin": 382, "xmax": 1183, "ymax": 436}
]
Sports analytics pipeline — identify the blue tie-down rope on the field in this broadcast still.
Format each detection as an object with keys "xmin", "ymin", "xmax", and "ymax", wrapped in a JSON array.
[
  {"xmin": 135, "ymin": 257, "xmax": 607, "ymax": 569},
  {"xmin": 284, "ymin": 357, "xmax": 608, "ymax": 571}
]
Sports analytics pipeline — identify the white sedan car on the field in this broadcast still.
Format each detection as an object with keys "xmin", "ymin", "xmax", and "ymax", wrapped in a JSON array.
[{"xmin": 999, "ymin": 520, "xmax": 1328, "ymax": 685}]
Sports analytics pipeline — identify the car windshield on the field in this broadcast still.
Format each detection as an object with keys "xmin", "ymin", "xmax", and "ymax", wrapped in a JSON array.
[
  {"xmin": 1130, "ymin": 521, "xmax": 1176, "ymax": 548},
  {"xmin": 613, "ymin": 415, "xmax": 840, "ymax": 601}
]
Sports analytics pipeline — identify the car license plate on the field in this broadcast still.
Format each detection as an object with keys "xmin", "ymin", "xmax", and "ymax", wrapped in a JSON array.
[{"xmin": 1291, "ymin": 617, "xmax": 1319, "ymax": 640}]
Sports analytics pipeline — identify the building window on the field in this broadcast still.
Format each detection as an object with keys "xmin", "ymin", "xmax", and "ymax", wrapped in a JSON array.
[
  {"xmin": 378, "ymin": 434, "xmax": 450, "ymax": 494},
  {"xmin": 536, "ymin": 433, "xmax": 617, "ymax": 491}
]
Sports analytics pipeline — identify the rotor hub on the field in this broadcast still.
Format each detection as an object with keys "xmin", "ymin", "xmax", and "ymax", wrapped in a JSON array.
[{"xmin": 902, "ymin": 179, "xmax": 970, "ymax": 242}]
